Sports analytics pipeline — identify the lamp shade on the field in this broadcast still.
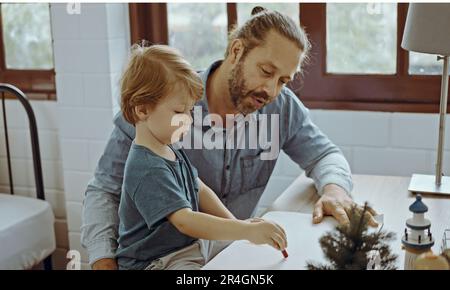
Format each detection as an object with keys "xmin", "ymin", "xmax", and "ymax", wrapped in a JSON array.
[{"xmin": 401, "ymin": 3, "xmax": 450, "ymax": 56}]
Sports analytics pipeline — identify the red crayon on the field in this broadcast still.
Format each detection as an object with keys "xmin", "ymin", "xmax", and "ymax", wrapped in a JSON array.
[{"xmin": 281, "ymin": 249, "xmax": 289, "ymax": 258}]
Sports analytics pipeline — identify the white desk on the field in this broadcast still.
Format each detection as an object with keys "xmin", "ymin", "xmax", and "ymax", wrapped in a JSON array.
[{"xmin": 205, "ymin": 174, "xmax": 450, "ymax": 269}]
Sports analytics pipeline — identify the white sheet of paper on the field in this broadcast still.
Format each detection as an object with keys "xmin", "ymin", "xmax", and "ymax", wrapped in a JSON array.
[{"xmin": 203, "ymin": 211, "xmax": 339, "ymax": 270}]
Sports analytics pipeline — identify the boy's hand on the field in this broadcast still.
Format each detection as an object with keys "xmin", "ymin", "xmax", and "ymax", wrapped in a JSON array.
[
  {"xmin": 91, "ymin": 258, "xmax": 118, "ymax": 270},
  {"xmin": 245, "ymin": 219, "xmax": 287, "ymax": 251}
]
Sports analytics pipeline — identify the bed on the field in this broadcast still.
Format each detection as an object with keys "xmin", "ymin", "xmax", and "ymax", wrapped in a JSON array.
[{"xmin": 0, "ymin": 84, "xmax": 55, "ymax": 270}]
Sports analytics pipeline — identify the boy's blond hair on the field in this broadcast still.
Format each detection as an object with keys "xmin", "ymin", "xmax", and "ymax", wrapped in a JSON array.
[{"xmin": 120, "ymin": 44, "xmax": 203, "ymax": 125}]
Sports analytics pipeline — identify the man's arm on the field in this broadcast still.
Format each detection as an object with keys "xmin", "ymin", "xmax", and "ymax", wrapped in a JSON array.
[
  {"xmin": 81, "ymin": 113, "xmax": 134, "ymax": 269},
  {"xmin": 280, "ymin": 89, "xmax": 353, "ymax": 196},
  {"xmin": 279, "ymin": 89, "xmax": 377, "ymax": 226},
  {"xmin": 197, "ymin": 178, "xmax": 236, "ymax": 219}
]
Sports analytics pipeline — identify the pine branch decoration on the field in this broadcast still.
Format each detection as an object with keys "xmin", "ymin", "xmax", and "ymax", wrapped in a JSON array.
[{"xmin": 307, "ymin": 202, "xmax": 397, "ymax": 270}]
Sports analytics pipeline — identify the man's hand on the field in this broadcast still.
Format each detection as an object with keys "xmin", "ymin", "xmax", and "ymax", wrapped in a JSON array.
[
  {"xmin": 91, "ymin": 258, "xmax": 118, "ymax": 270},
  {"xmin": 312, "ymin": 184, "xmax": 379, "ymax": 227}
]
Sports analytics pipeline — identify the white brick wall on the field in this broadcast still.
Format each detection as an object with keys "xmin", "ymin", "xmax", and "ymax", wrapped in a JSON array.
[
  {"xmin": 259, "ymin": 110, "xmax": 450, "ymax": 209},
  {"xmin": 51, "ymin": 3, "xmax": 130, "ymax": 269}
]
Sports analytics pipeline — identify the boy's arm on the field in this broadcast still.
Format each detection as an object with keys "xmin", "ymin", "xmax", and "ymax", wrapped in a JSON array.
[
  {"xmin": 197, "ymin": 178, "xmax": 236, "ymax": 219},
  {"xmin": 168, "ymin": 208, "xmax": 245, "ymax": 240},
  {"xmin": 168, "ymin": 208, "xmax": 287, "ymax": 251},
  {"xmin": 132, "ymin": 170, "xmax": 286, "ymax": 249}
]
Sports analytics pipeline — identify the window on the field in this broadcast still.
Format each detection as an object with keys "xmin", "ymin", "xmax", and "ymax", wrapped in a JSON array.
[
  {"xmin": 129, "ymin": 3, "xmax": 300, "ymax": 71},
  {"xmin": 2, "ymin": 4, "xmax": 53, "ymax": 70},
  {"xmin": 298, "ymin": 3, "xmax": 447, "ymax": 113},
  {"xmin": 129, "ymin": 3, "xmax": 446, "ymax": 113},
  {"xmin": 167, "ymin": 3, "xmax": 228, "ymax": 70},
  {"xmin": 326, "ymin": 3, "xmax": 397, "ymax": 74},
  {"xmin": 409, "ymin": 52, "xmax": 449, "ymax": 75},
  {"xmin": 0, "ymin": 3, "xmax": 55, "ymax": 100}
]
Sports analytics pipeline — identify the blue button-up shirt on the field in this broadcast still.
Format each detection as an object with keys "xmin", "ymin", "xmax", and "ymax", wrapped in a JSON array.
[{"xmin": 81, "ymin": 61, "xmax": 353, "ymax": 265}]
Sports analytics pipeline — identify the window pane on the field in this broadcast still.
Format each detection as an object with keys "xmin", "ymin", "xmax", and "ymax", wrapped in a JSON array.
[
  {"xmin": 1, "ymin": 3, "xmax": 54, "ymax": 70},
  {"xmin": 237, "ymin": 3, "xmax": 299, "ymax": 26},
  {"xmin": 168, "ymin": 3, "xmax": 227, "ymax": 70},
  {"xmin": 409, "ymin": 52, "xmax": 449, "ymax": 75},
  {"xmin": 327, "ymin": 3, "xmax": 397, "ymax": 74}
]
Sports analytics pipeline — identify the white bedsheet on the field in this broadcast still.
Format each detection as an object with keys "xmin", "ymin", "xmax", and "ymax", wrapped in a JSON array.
[{"xmin": 0, "ymin": 193, "xmax": 56, "ymax": 270}]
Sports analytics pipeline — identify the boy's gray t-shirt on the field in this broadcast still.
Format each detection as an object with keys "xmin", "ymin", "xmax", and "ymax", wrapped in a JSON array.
[{"xmin": 116, "ymin": 143, "xmax": 199, "ymax": 270}]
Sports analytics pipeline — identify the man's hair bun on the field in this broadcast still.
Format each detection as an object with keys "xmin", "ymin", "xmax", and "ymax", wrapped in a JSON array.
[{"xmin": 251, "ymin": 6, "xmax": 267, "ymax": 16}]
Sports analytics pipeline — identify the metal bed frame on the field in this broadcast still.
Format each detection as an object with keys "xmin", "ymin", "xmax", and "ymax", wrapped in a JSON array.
[{"xmin": 1, "ymin": 83, "xmax": 52, "ymax": 270}]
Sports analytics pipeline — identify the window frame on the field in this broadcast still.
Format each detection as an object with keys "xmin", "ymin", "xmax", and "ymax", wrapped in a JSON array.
[
  {"xmin": 129, "ymin": 3, "xmax": 239, "ymax": 44},
  {"xmin": 298, "ymin": 3, "xmax": 446, "ymax": 113},
  {"xmin": 0, "ymin": 4, "xmax": 56, "ymax": 101},
  {"xmin": 128, "ymin": 3, "xmax": 447, "ymax": 113}
]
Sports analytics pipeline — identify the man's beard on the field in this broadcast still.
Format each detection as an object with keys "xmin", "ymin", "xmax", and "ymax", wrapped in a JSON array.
[{"xmin": 228, "ymin": 60, "xmax": 270, "ymax": 115}]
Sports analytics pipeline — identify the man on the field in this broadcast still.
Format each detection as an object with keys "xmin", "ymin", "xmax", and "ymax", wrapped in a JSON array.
[{"xmin": 82, "ymin": 7, "xmax": 378, "ymax": 270}]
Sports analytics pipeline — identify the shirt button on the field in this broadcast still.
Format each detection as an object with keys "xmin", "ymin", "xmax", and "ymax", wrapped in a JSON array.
[{"xmin": 225, "ymin": 165, "xmax": 230, "ymax": 170}]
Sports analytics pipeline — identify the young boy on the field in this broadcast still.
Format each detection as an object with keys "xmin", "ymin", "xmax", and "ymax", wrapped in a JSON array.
[{"xmin": 116, "ymin": 44, "xmax": 287, "ymax": 270}]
